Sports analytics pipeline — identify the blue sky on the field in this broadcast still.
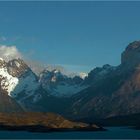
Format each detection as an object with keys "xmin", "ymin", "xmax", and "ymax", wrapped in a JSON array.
[{"xmin": 0, "ymin": 1, "xmax": 140, "ymax": 73}]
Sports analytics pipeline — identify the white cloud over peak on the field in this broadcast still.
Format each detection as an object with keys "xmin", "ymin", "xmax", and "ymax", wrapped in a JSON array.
[
  {"xmin": 0, "ymin": 45, "xmax": 88, "ymax": 77},
  {"xmin": 0, "ymin": 45, "xmax": 22, "ymax": 61}
]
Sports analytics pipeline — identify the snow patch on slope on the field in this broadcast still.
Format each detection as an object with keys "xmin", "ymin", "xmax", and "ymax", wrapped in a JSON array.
[
  {"xmin": 0, "ymin": 67, "xmax": 19, "ymax": 96},
  {"xmin": 0, "ymin": 57, "xmax": 41, "ymax": 104},
  {"xmin": 79, "ymin": 72, "xmax": 88, "ymax": 79}
]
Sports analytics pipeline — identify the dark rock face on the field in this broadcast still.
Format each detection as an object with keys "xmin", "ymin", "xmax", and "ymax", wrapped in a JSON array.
[
  {"xmin": 0, "ymin": 78, "xmax": 23, "ymax": 113},
  {"xmin": 7, "ymin": 59, "xmax": 30, "ymax": 77},
  {"xmin": 121, "ymin": 41, "xmax": 140, "ymax": 69},
  {"xmin": 0, "ymin": 91, "xmax": 23, "ymax": 113},
  {"xmin": 60, "ymin": 41, "xmax": 140, "ymax": 120},
  {"xmin": 83, "ymin": 64, "xmax": 115, "ymax": 85}
]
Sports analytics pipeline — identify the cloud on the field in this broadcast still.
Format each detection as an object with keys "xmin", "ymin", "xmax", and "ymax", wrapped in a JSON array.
[
  {"xmin": 0, "ymin": 45, "xmax": 46, "ymax": 74},
  {"xmin": 0, "ymin": 45, "xmax": 45, "ymax": 74},
  {"xmin": 0, "ymin": 45, "xmax": 22, "ymax": 61},
  {"xmin": 0, "ymin": 45, "xmax": 87, "ymax": 76}
]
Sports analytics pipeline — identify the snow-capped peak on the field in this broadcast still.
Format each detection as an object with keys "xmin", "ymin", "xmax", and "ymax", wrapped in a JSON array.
[
  {"xmin": 0, "ymin": 58, "xmax": 4, "ymax": 61},
  {"xmin": 39, "ymin": 69, "xmax": 87, "ymax": 97},
  {"xmin": 79, "ymin": 72, "xmax": 88, "ymax": 79},
  {"xmin": 0, "ymin": 58, "xmax": 41, "ymax": 104},
  {"xmin": 0, "ymin": 66, "xmax": 19, "ymax": 96},
  {"xmin": 54, "ymin": 69, "xmax": 59, "ymax": 73}
]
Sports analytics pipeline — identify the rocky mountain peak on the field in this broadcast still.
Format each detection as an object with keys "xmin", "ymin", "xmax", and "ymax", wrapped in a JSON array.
[
  {"xmin": 126, "ymin": 41, "xmax": 140, "ymax": 50},
  {"xmin": 0, "ymin": 58, "xmax": 6, "ymax": 67},
  {"xmin": 7, "ymin": 58, "xmax": 29, "ymax": 77},
  {"xmin": 0, "ymin": 57, "xmax": 42, "ymax": 106},
  {"xmin": 39, "ymin": 69, "xmax": 87, "ymax": 97},
  {"xmin": 121, "ymin": 41, "xmax": 140, "ymax": 69},
  {"xmin": 83, "ymin": 64, "xmax": 115, "ymax": 85}
]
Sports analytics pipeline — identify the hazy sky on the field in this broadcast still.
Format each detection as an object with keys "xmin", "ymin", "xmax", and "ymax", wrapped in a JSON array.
[{"xmin": 0, "ymin": 1, "xmax": 140, "ymax": 73}]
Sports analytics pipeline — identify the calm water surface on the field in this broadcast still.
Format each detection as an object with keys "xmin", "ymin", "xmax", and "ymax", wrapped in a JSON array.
[{"xmin": 0, "ymin": 127, "xmax": 139, "ymax": 139}]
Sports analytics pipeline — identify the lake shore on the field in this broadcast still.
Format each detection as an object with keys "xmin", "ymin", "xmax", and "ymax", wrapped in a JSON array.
[
  {"xmin": 0, "ymin": 124, "xmax": 106, "ymax": 133},
  {"xmin": 0, "ymin": 127, "xmax": 139, "ymax": 139}
]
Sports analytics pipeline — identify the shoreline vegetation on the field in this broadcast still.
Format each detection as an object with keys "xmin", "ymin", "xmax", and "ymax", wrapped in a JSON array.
[
  {"xmin": 0, "ymin": 112, "xmax": 105, "ymax": 133},
  {"xmin": 0, "ymin": 124, "xmax": 106, "ymax": 133}
]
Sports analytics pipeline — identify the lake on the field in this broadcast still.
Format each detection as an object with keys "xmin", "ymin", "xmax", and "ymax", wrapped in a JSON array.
[{"xmin": 0, "ymin": 127, "xmax": 139, "ymax": 139}]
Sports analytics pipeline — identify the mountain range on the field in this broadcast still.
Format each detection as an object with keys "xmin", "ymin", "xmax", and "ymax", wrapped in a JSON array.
[{"xmin": 0, "ymin": 41, "xmax": 140, "ymax": 126}]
